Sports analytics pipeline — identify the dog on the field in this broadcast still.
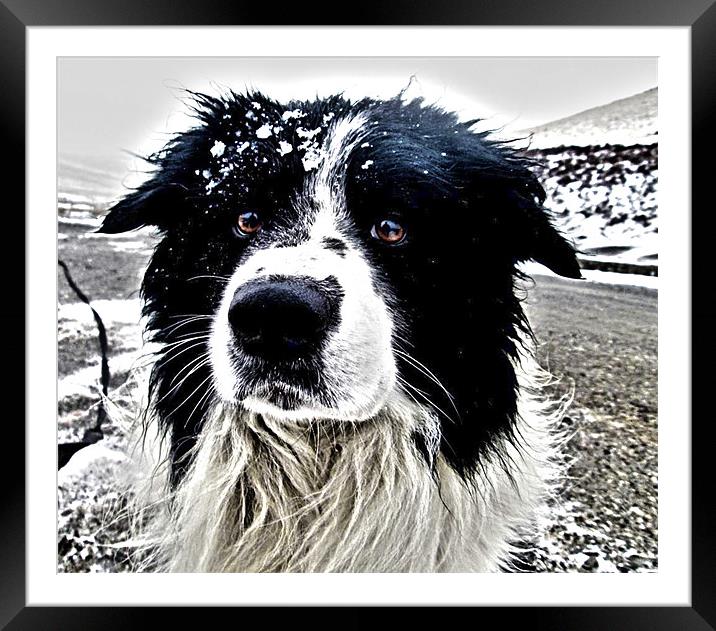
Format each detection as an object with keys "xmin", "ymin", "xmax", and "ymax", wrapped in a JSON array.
[{"xmin": 99, "ymin": 89, "xmax": 581, "ymax": 572}]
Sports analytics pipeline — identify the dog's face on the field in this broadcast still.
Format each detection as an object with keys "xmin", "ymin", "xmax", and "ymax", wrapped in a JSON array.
[
  {"xmin": 207, "ymin": 112, "xmax": 399, "ymax": 423},
  {"xmin": 100, "ymin": 91, "xmax": 580, "ymax": 478}
]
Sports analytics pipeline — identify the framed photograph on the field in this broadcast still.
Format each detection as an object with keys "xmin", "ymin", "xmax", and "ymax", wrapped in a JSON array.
[{"xmin": 8, "ymin": 0, "xmax": 712, "ymax": 626}]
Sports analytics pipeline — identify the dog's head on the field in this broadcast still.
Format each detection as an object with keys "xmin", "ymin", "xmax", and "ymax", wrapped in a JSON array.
[{"xmin": 100, "ymin": 90, "xmax": 580, "ymax": 478}]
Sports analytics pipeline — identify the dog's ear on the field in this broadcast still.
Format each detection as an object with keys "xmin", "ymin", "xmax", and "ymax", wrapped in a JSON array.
[
  {"xmin": 97, "ymin": 183, "xmax": 181, "ymax": 234},
  {"xmin": 458, "ymin": 137, "xmax": 583, "ymax": 279},
  {"xmin": 505, "ymin": 187, "xmax": 583, "ymax": 279}
]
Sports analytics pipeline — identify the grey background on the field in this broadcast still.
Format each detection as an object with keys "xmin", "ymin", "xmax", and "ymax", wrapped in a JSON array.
[{"xmin": 58, "ymin": 56, "xmax": 656, "ymax": 199}]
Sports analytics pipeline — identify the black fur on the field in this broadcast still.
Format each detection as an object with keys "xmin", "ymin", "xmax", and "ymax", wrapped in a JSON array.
[
  {"xmin": 100, "ymin": 89, "xmax": 581, "ymax": 483},
  {"xmin": 321, "ymin": 237, "xmax": 348, "ymax": 256}
]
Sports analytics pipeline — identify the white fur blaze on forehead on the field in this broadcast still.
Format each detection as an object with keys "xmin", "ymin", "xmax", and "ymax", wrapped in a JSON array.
[
  {"xmin": 303, "ymin": 112, "xmax": 369, "ymax": 238},
  {"xmin": 312, "ymin": 112, "xmax": 369, "ymax": 189}
]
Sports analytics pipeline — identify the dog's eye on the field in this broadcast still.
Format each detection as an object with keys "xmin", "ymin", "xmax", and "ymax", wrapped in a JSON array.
[
  {"xmin": 234, "ymin": 211, "xmax": 262, "ymax": 237},
  {"xmin": 371, "ymin": 219, "xmax": 406, "ymax": 245}
]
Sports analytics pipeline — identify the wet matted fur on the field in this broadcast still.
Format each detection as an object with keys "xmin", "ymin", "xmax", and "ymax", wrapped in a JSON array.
[{"xmin": 101, "ymin": 89, "xmax": 581, "ymax": 572}]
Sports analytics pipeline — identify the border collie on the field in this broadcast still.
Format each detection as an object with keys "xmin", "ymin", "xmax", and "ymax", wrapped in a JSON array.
[{"xmin": 100, "ymin": 90, "xmax": 581, "ymax": 572}]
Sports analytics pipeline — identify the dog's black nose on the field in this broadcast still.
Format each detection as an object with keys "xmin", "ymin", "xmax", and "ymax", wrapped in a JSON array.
[{"xmin": 228, "ymin": 278, "xmax": 339, "ymax": 359}]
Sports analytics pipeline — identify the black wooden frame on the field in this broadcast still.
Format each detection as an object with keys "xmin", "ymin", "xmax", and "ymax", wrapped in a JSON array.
[{"xmin": 6, "ymin": 0, "xmax": 712, "ymax": 626}]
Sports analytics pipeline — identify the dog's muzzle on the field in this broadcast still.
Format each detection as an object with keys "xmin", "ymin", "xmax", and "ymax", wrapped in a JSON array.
[{"xmin": 228, "ymin": 277, "xmax": 339, "ymax": 361}]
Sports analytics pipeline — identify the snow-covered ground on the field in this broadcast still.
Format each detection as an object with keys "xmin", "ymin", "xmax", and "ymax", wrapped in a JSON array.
[
  {"xmin": 57, "ymin": 198, "xmax": 658, "ymax": 573},
  {"xmin": 520, "ymin": 263, "xmax": 658, "ymax": 290}
]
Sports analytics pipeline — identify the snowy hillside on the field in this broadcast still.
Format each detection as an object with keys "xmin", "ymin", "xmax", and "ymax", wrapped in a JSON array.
[
  {"xmin": 521, "ymin": 88, "xmax": 657, "ymax": 149},
  {"xmin": 527, "ymin": 143, "xmax": 658, "ymax": 272},
  {"xmin": 518, "ymin": 88, "xmax": 658, "ymax": 274}
]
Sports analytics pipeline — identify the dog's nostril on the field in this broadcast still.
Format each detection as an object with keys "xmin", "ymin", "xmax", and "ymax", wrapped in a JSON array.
[{"xmin": 228, "ymin": 278, "xmax": 337, "ymax": 359}]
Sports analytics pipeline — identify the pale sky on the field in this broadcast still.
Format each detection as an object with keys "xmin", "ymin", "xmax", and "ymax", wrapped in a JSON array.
[{"xmin": 58, "ymin": 57, "xmax": 656, "ymax": 199}]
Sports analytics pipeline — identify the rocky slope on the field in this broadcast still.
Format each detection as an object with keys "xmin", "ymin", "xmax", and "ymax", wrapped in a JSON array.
[
  {"xmin": 516, "ymin": 88, "xmax": 658, "ymax": 274},
  {"xmin": 527, "ymin": 143, "xmax": 658, "ymax": 273}
]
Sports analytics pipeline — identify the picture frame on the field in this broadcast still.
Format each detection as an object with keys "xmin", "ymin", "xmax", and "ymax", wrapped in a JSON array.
[{"xmin": 7, "ymin": 0, "xmax": 713, "ymax": 625}]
